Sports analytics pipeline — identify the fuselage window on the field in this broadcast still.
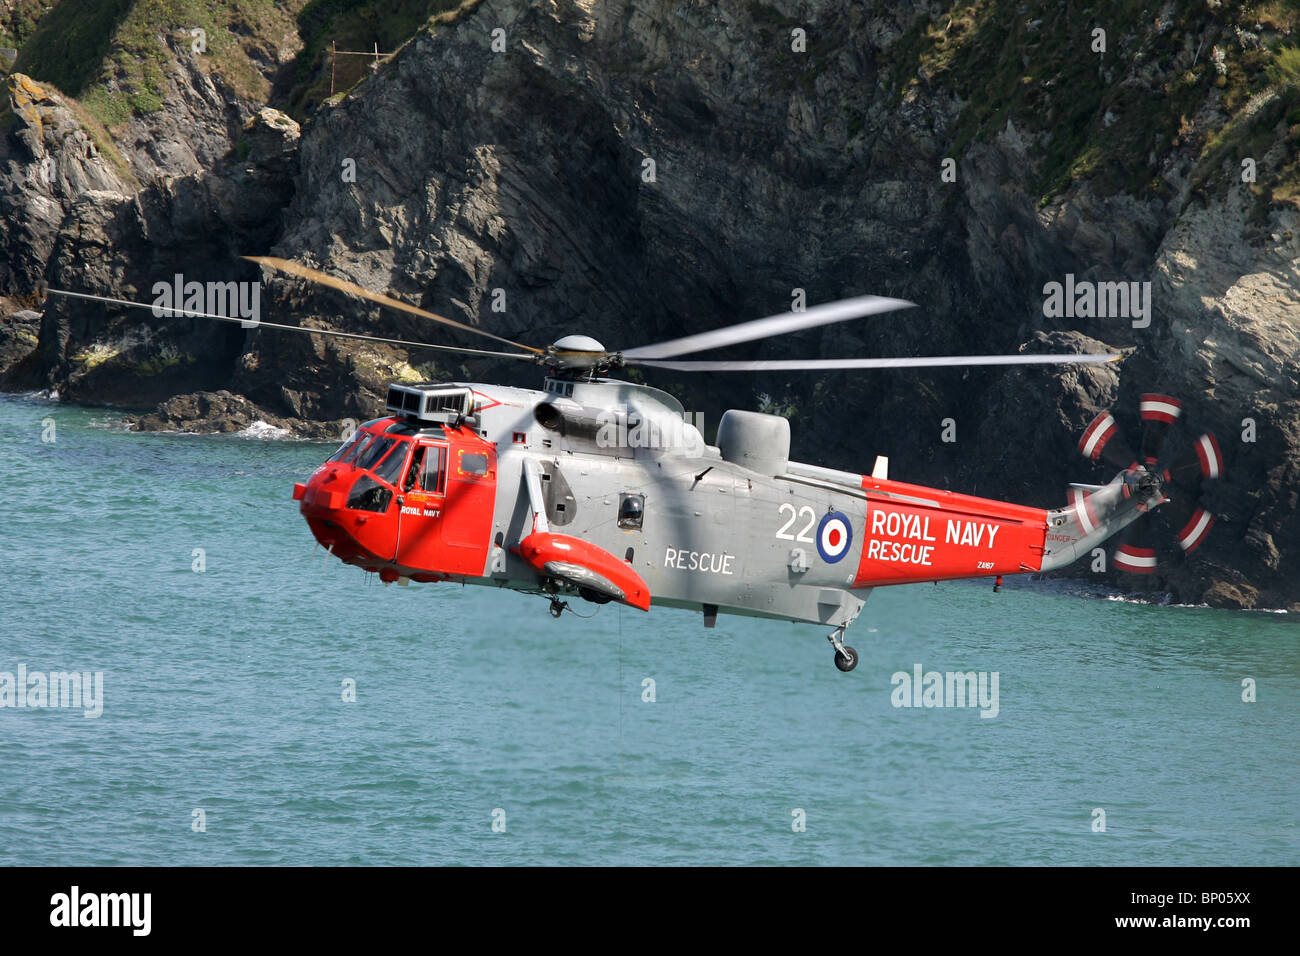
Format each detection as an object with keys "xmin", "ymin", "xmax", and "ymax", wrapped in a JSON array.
[
  {"xmin": 618, "ymin": 493, "xmax": 645, "ymax": 530},
  {"xmin": 458, "ymin": 450, "xmax": 489, "ymax": 478}
]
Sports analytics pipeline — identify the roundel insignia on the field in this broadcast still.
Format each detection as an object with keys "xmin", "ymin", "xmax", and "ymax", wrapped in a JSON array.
[{"xmin": 816, "ymin": 511, "xmax": 853, "ymax": 563}]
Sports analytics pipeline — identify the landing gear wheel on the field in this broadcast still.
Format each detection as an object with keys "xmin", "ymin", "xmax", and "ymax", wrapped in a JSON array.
[{"xmin": 826, "ymin": 626, "xmax": 857, "ymax": 673}]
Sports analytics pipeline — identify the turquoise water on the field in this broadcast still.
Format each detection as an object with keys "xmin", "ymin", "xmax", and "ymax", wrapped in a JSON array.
[{"xmin": 1, "ymin": 393, "xmax": 1296, "ymax": 865}]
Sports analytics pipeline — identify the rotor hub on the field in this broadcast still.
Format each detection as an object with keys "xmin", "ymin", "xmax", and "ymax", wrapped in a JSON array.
[
  {"xmin": 544, "ymin": 334, "xmax": 621, "ymax": 375},
  {"xmin": 550, "ymin": 334, "xmax": 605, "ymax": 354},
  {"xmin": 1127, "ymin": 465, "xmax": 1165, "ymax": 506}
]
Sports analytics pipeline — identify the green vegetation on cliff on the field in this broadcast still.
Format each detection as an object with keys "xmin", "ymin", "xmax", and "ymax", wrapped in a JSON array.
[
  {"xmin": 0, "ymin": 0, "xmax": 54, "ymax": 51},
  {"xmin": 6, "ymin": 0, "xmax": 482, "ymax": 132},
  {"xmin": 891, "ymin": 0, "xmax": 1300, "ymax": 208},
  {"xmin": 11, "ymin": 0, "xmax": 305, "ymax": 128}
]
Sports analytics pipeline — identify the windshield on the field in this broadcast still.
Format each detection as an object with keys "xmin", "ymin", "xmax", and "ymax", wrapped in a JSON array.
[
  {"xmin": 372, "ymin": 438, "xmax": 410, "ymax": 486},
  {"xmin": 330, "ymin": 429, "xmax": 413, "ymax": 487},
  {"xmin": 354, "ymin": 435, "xmax": 396, "ymax": 472},
  {"xmin": 328, "ymin": 430, "xmax": 368, "ymax": 463}
]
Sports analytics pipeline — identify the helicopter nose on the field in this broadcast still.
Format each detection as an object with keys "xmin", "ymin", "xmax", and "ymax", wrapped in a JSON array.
[
  {"xmin": 297, "ymin": 465, "xmax": 350, "ymax": 512},
  {"xmin": 295, "ymin": 464, "xmax": 388, "ymax": 567},
  {"xmin": 296, "ymin": 467, "xmax": 351, "ymax": 544}
]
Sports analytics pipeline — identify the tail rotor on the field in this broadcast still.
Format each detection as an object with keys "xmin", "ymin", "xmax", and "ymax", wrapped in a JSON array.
[{"xmin": 1076, "ymin": 393, "xmax": 1224, "ymax": 576}]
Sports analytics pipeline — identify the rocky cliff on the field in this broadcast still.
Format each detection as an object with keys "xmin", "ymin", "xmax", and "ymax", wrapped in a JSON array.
[{"xmin": 1, "ymin": 0, "xmax": 1297, "ymax": 608}]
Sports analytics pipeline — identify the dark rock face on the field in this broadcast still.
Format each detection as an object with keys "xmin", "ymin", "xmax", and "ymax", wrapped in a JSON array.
[
  {"xmin": 130, "ymin": 388, "xmax": 277, "ymax": 433},
  {"xmin": 116, "ymin": 40, "xmax": 257, "ymax": 186},
  {"xmin": 129, "ymin": 387, "xmax": 347, "ymax": 440},
  {"xmin": 0, "ymin": 305, "xmax": 39, "ymax": 377},
  {"xmin": 5, "ymin": 91, "xmax": 302, "ymax": 406},
  {"xmin": 0, "ymin": 73, "xmax": 134, "ymax": 293},
  {"xmin": 2, "ymin": 1, "xmax": 1298, "ymax": 608}
]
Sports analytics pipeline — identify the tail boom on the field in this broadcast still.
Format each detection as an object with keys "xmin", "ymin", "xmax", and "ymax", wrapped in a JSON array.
[
  {"xmin": 851, "ymin": 475, "xmax": 1049, "ymax": 587},
  {"xmin": 849, "ymin": 472, "xmax": 1159, "ymax": 587}
]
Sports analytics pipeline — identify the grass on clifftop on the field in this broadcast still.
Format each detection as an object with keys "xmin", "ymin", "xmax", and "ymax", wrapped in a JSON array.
[
  {"xmin": 891, "ymin": 0, "xmax": 1300, "ymax": 208},
  {"xmin": 12, "ymin": 0, "xmax": 305, "ymax": 129},
  {"xmin": 7, "ymin": 0, "xmax": 482, "ymax": 132},
  {"xmin": 0, "ymin": 0, "xmax": 55, "ymax": 51}
]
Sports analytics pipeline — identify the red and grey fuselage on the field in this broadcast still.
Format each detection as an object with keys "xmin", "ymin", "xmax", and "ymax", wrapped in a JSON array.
[{"xmin": 294, "ymin": 379, "xmax": 1156, "ymax": 630}]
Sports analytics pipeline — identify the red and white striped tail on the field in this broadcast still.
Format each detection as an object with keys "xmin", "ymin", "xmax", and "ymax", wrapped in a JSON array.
[
  {"xmin": 1177, "ymin": 508, "xmax": 1215, "ymax": 553},
  {"xmin": 1069, "ymin": 488, "xmax": 1099, "ymax": 535},
  {"xmin": 1139, "ymin": 393, "xmax": 1183, "ymax": 425},
  {"xmin": 1194, "ymin": 433, "xmax": 1223, "ymax": 479},
  {"xmin": 1114, "ymin": 544, "xmax": 1157, "ymax": 574},
  {"xmin": 1078, "ymin": 411, "xmax": 1118, "ymax": 461}
]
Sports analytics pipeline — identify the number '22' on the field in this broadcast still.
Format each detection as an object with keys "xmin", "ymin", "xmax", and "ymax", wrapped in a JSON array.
[{"xmin": 776, "ymin": 503, "xmax": 816, "ymax": 542}]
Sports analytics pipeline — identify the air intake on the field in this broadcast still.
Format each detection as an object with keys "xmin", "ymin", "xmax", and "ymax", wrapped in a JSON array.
[
  {"xmin": 717, "ymin": 409, "xmax": 790, "ymax": 476},
  {"xmin": 385, "ymin": 383, "xmax": 474, "ymax": 424}
]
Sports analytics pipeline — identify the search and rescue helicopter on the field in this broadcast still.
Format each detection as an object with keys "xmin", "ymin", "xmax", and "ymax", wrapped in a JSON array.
[{"xmin": 46, "ymin": 258, "xmax": 1224, "ymax": 671}]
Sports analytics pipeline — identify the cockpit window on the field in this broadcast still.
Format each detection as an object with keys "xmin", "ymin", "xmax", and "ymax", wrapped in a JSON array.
[
  {"xmin": 346, "ymin": 475, "xmax": 392, "ymax": 513},
  {"xmin": 403, "ymin": 445, "xmax": 424, "ymax": 492},
  {"xmin": 355, "ymin": 435, "xmax": 396, "ymax": 472},
  {"xmin": 405, "ymin": 444, "xmax": 447, "ymax": 494},
  {"xmin": 372, "ymin": 438, "xmax": 410, "ymax": 486},
  {"xmin": 328, "ymin": 430, "xmax": 367, "ymax": 463}
]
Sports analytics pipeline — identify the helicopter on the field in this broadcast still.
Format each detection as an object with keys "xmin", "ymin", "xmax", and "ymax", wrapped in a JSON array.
[{"xmin": 45, "ymin": 257, "xmax": 1223, "ymax": 671}]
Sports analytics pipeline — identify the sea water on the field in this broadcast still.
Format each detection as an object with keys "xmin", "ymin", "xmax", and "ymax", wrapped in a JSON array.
[{"xmin": 0, "ymin": 394, "xmax": 1295, "ymax": 865}]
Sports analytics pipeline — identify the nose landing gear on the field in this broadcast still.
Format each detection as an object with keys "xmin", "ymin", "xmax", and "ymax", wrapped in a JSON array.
[{"xmin": 827, "ymin": 626, "xmax": 858, "ymax": 672}]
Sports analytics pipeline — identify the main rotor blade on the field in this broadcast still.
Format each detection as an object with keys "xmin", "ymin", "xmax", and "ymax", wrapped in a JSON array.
[
  {"xmin": 620, "ymin": 295, "xmax": 916, "ymax": 360},
  {"xmin": 44, "ymin": 288, "xmax": 536, "ymax": 361},
  {"xmin": 624, "ymin": 353, "xmax": 1122, "ymax": 372},
  {"xmin": 244, "ymin": 256, "xmax": 542, "ymax": 354}
]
